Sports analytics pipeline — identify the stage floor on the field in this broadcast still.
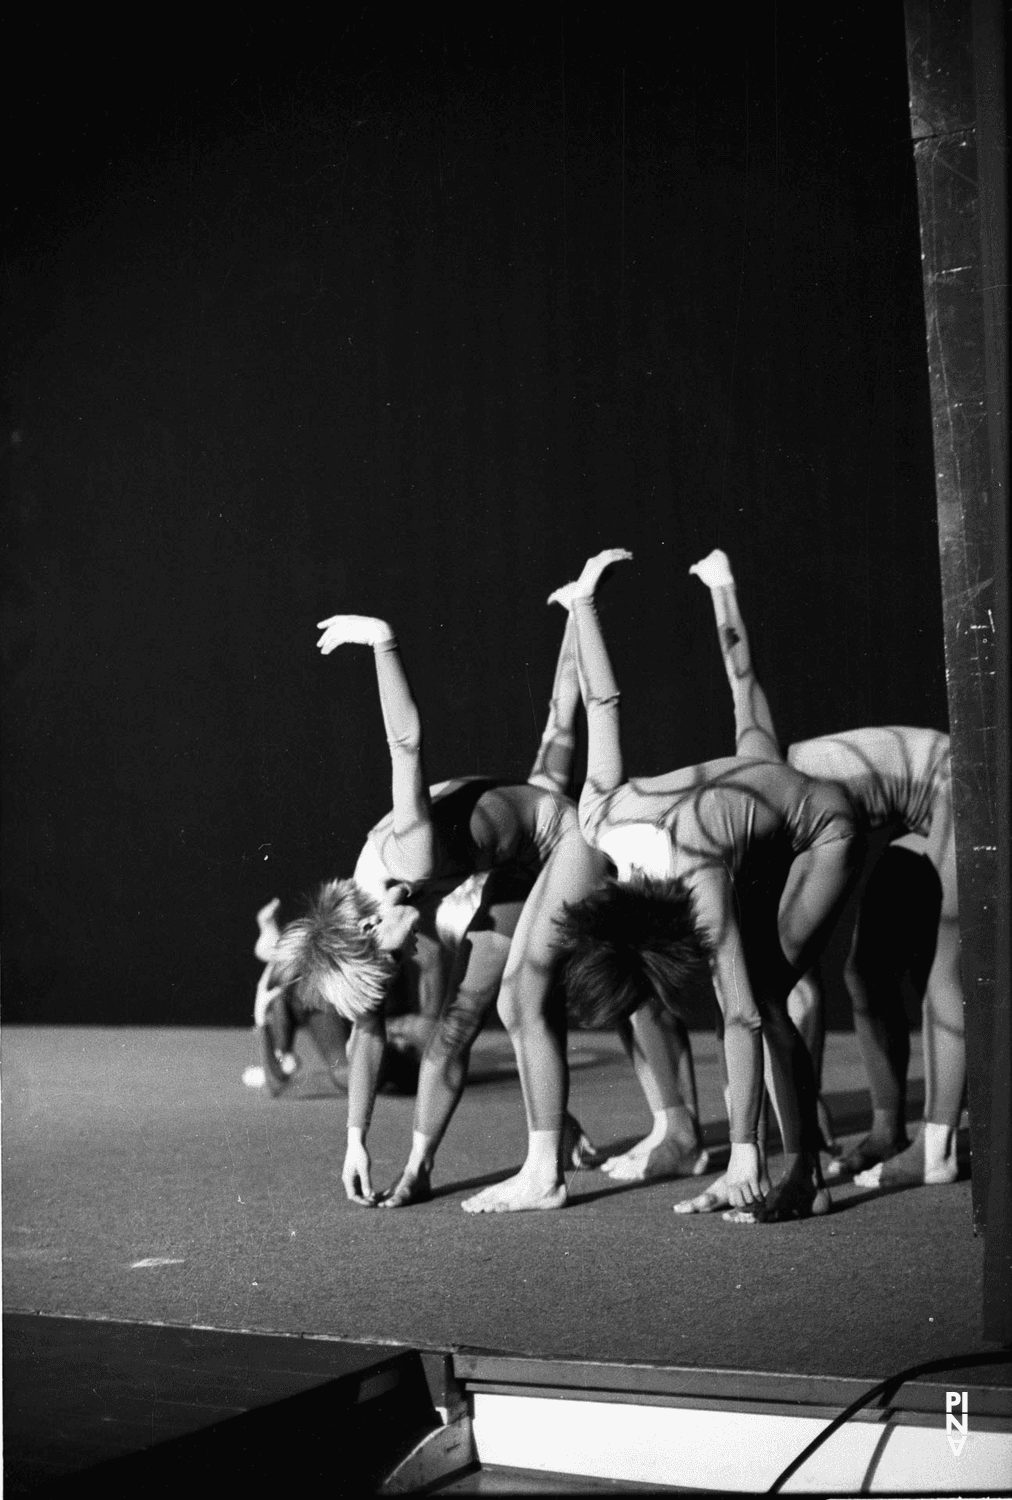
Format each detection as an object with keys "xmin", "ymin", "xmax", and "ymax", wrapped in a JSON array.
[{"xmin": 2, "ymin": 1022, "xmax": 1004, "ymax": 1390}]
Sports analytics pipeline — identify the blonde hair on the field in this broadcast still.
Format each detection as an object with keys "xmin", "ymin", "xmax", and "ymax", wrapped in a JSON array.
[{"xmin": 270, "ymin": 879, "xmax": 398, "ymax": 1022}]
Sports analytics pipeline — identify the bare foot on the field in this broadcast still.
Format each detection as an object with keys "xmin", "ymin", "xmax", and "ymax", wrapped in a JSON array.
[
  {"xmin": 674, "ymin": 1174, "xmax": 753, "ymax": 1215},
  {"xmin": 461, "ymin": 1170, "xmax": 567, "ymax": 1214},
  {"xmin": 688, "ymin": 549, "xmax": 734, "ymax": 588},
  {"xmin": 825, "ymin": 1127, "xmax": 908, "ymax": 1180},
  {"xmin": 854, "ymin": 1126, "xmax": 958, "ymax": 1188},
  {"xmin": 548, "ymin": 548, "xmax": 633, "ymax": 610},
  {"xmin": 316, "ymin": 615, "xmax": 394, "ymax": 653},
  {"xmin": 380, "ymin": 1163, "xmax": 432, "ymax": 1208},
  {"xmin": 562, "ymin": 1113, "xmax": 601, "ymax": 1170},
  {"xmin": 731, "ymin": 1155, "xmax": 831, "ymax": 1224},
  {"xmin": 603, "ymin": 1134, "xmax": 710, "ymax": 1182},
  {"xmin": 247, "ymin": 1051, "xmax": 298, "ymax": 1097}
]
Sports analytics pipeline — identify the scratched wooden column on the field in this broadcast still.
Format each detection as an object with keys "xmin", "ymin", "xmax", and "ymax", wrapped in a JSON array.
[{"xmin": 904, "ymin": 0, "xmax": 1010, "ymax": 1342}]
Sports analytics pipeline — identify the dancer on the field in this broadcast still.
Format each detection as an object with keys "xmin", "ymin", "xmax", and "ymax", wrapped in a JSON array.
[
  {"xmin": 786, "ymin": 734, "xmax": 960, "ymax": 1187},
  {"xmin": 254, "ymin": 612, "xmax": 612, "ymax": 1212},
  {"xmin": 553, "ymin": 550, "xmax": 864, "ymax": 1221},
  {"xmin": 684, "ymin": 548, "xmax": 961, "ymax": 1190}
]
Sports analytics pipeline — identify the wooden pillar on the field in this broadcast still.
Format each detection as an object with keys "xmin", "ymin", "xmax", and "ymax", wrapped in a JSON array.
[{"xmin": 903, "ymin": 0, "xmax": 1009, "ymax": 1343}]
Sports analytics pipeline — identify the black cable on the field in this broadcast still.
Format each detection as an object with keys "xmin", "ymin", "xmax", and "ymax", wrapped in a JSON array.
[{"xmin": 767, "ymin": 1349, "xmax": 1012, "ymax": 1493}]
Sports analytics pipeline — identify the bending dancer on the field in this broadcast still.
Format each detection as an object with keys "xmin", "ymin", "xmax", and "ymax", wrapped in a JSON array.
[
  {"xmin": 786, "ymin": 735, "xmax": 960, "ymax": 1188},
  {"xmin": 553, "ymin": 550, "xmax": 864, "ymax": 1222},
  {"xmin": 255, "ymin": 612, "xmax": 610, "ymax": 1212},
  {"xmin": 688, "ymin": 548, "xmax": 962, "ymax": 1189}
]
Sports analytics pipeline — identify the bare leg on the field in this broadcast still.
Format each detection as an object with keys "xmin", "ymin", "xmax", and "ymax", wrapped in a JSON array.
[
  {"xmin": 830, "ymin": 852, "xmax": 919, "ymax": 1177},
  {"xmin": 719, "ymin": 839, "xmax": 862, "ymax": 1223},
  {"xmin": 316, "ymin": 616, "xmax": 436, "ymax": 881},
  {"xmin": 737, "ymin": 997, "xmax": 831, "ymax": 1223},
  {"xmin": 528, "ymin": 613, "xmax": 581, "ymax": 796},
  {"xmin": 603, "ymin": 1005, "xmax": 709, "ymax": 1180},
  {"xmin": 548, "ymin": 549, "xmax": 633, "ymax": 809},
  {"xmin": 382, "ymin": 927, "xmax": 513, "ymax": 1206},
  {"xmin": 306, "ymin": 1007, "xmax": 351, "ymax": 1086},
  {"xmin": 857, "ymin": 915, "xmax": 963, "ymax": 1188},
  {"xmin": 788, "ymin": 967, "xmax": 839, "ymax": 1155},
  {"xmin": 462, "ymin": 832, "xmax": 609, "ymax": 1212},
  {"xmin": 689, "ymin": 549, "xmax": 781, "ymax": 762}
]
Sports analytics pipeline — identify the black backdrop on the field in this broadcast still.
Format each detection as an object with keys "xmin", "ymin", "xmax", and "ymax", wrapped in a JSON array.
[{"xmin": 2, "ymin": 7, "xmax": 946, "ymax": 1025}]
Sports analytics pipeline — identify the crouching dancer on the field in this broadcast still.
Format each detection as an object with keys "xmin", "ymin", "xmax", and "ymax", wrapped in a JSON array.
[
  {"xmin": 552, "ymin": 550, "xmax": 864, "ymax": 1222},
  {"xmin": 253, "ymin": 610, "xmax": 609, "ymax": 1212}
]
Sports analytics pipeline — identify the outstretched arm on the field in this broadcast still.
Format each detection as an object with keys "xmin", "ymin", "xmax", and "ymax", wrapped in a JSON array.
[
  {"xmin": 689, "ymin": 550, "xmax": 782, "ymax": 762},
  {"xmin": 342, "ymin": 1012, "xmax": 387, "ymax": 1205},
  {"xmin": 317, "ymin": 615, "xmax": 436, "ymax": 882},
  {"xmin": 527, "ymin": 613, "xmax": 581, "ymax": 794}
]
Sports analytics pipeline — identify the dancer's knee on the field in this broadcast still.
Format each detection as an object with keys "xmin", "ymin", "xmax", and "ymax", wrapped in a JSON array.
[{"xmin": 496, "ymin": 985, "xmax": 526, "ymax": 1037}]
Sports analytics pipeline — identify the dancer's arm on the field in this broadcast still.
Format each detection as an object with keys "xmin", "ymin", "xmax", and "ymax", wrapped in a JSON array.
[
  {"xmin": 689, "ymin": 550, "xmax": 781, "ymax": 762},
  {"xmin": 527, "ymin": 613, "xmax": 580, "ymax": 795},
  {"xmin": 317, "ymin": 615, "xmax": 436, "ymax": 882},
  {"xmin": 342, "ymin": 1013, "xmax": 387, "ymax": 1204}
]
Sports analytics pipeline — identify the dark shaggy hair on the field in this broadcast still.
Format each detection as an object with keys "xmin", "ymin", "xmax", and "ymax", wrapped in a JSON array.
[{"xmin": 555, "ymin": 874, "xmax": 712, "ymax": 1029}]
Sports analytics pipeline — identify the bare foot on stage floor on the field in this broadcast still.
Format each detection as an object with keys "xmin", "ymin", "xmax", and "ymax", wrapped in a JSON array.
[
  {"xmin": 604, "ymin": 1132, "xmax": 710, "ymax": 1183},
  {"xmin": 722, "ymin": 1155, "xmax": 832, "ymax": 1224},
  {"xmin": 674, "ymin": 1173, "xmax": 766, "ymax": 1216},
  {"xmin": 562, "ymin": 1113, "xmax": 601, "ymax": 1170},
  {"xmin": 825, "ymin": 1127, "xmax": 908, "ymax": 1180},
  {"xmin": 854, "ymin": 1125, "xmax": 958, "ymax": 1189},
  {"xmin": 381, "ymin": 1163, "xmax": 432, "ymax": 1208},
  {"xmin": 461, "ymin": 1169, "xmax": 567, "ymax": 1214}
]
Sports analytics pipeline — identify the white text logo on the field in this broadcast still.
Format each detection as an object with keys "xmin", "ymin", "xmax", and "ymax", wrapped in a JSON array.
[{"xmin": 946, "ymin": 1390, "xmax": 968, "ymax": 1456}]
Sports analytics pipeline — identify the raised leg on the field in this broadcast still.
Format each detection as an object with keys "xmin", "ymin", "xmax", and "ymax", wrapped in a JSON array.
[
  {"xmin": 548, "ymin": 550, "xmax": 633, "ymax": 810},
  {"xmin": 316, "ymin": 616, "xmax": 436, "ymax": 882},
  {"xmin": 689, "ymin": 549, "xmax": 781, "ymax": 762},
  {"xmin": 528, "ymin": 612, "xmax": 581, "ymax": 796}
]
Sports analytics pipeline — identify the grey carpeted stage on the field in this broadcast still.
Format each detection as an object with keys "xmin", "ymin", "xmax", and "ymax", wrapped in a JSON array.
[{"xmin": 3, "ymin": 1023, "xmax": 1004, "ymax": 1386}]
